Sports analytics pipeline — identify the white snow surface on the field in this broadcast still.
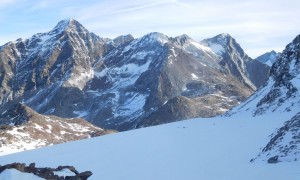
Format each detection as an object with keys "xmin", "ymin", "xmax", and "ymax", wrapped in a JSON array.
[
  {"xmin": 207, "ymin": 42, "xmax": 225, "ymax": 55},
  {"xmin": 0, "ymin": 169, "xmax": 42, "ymax": 180},
  {"xmin": 53, "ymin": 168, "xmax": 75, "ymax": 177},
  {"xmin": 0, "ymin": 111, "xmax": 299, "ymax": 180}
]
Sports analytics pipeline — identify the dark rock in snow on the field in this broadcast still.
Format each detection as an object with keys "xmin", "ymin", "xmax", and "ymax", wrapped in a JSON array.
[
  {"xmin": 267, "ymin": 156, "xmax": 279, "ymax": 163},
  {"xmin": 0, "ymin": 162, "xmax": 93, "ymax": 179}
]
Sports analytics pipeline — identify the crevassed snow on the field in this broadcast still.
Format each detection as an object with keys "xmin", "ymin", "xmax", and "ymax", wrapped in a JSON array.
[{"xmin": 0, "ymin": 169, "xmax": 43, "ymax": 180}]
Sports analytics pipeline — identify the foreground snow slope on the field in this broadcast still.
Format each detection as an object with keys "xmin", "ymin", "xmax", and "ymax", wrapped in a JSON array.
[{"xmin": 0, "ymin": 111, "xmax": 299, "ymax": 180}]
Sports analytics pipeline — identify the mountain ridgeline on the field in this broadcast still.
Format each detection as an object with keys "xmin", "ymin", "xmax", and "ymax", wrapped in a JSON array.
[
  {"xmin": 227, "ymin": 34, "xmax": 300, "ymax": 162},
  {"xmin": 0, "ymin": 19, "xmax": 270, "ymax": 131}
]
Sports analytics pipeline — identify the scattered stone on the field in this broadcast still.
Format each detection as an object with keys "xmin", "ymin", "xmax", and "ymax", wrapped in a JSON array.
[
  {"xmin": 267, "ymin": 156, "xmax": 279, "ymax": 163},
  {"xmin": 77, "ymin": 171, "xmax": 93, "ymax": 179}
]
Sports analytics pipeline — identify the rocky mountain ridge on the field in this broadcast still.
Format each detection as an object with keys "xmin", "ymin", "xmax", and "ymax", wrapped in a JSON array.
[
  {"xmin": 0, "ymin": 103, "xmax": 115, "ymax": 155},
  {"xmin": 255, "ymin": 50, "xmax": 279, "ymax": 66},
  {"xmin": 227, "ymin": 34, "xmax": 300, "ymax": 162},
  {"xmin": 0, "ymin": 18, "xmax": 269, "ymax": 131}
]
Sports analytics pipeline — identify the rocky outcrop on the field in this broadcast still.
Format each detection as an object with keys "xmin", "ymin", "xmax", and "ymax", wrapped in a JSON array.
[
  {"xmin": 226, "ymin": 34, "xmax": 300, "ymax": 162},
  {"xmin": 254, "ymin": 112, "xmax": 300, "ymax": 162},
  {"xmin": 0, "ymin": 162, "xmax": 92, "ymax": 179},
  {"xmin": 255, "ymin": 50, "xmax": 278, "ymax": 66},
  {"xmin": 0, "ymin": 103, "xmax": 116, "ymax": 155},
  {"xmin": 201, "ymin": 33, "xmax": 270, "ymax": 89}
]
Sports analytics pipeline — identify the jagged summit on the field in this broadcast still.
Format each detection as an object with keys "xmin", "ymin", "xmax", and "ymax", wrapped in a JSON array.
[
  {"xmin": 218, "ymin": 33, "xmax": 231, "ymax": 38},
  {"xmin": 140, "ymin": 32, "xmax": 170, "ymax": 45},
  {"xmin": 50, "ymin": 18, "xmax": 89, "ymax": 35},
  {"xmin": 201, "ymin": 33, "xmax": 241, "ymax": 56},
  {"xmin": 110, "ymin": 34, "xmax": 134, "ymax": 47},
  {"xmin": 255, "ymin": 50, "xmax": 278, "ymax": 66},
  {"xmin": 201, "ymin": 33, "xmax": 270, "ymax": 89},
  {"xmin": 170, "ymin": 34, "xmax": 193, "ymax": 46}
]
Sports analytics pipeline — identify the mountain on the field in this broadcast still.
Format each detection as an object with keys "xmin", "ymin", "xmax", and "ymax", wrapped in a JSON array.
[
  {"xmin": 0, "ymin": 103, "xmax": 115, "ymax": 155},
  {"xmin": 255, "ymin": 50, "xmax": 278, "ymax": 66},
  {"xmin": 0, "ymin": 19, "xmax": 269, "ymax": 131},
  {"xmin": 228, "ymin": 34, "xmax": 300, "ymax": 162},
  {"xmin": 201, "ymin": 33, "xmax": 270, "ymax": 89}
]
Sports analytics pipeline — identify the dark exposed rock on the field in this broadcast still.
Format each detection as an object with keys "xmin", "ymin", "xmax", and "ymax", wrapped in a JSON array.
[
  {"xmin": 77, "ymin": 171, "xmax": 93, "ymax": 180},
  {"xmin": 0, "ymin": 103, "xmax": 115, "ymax": 154},
  {"xmin": 57, "ymin": 166, "xmax": 79, "ymax": 175},
  {"xmin": 254, "ymin": 112, "xmax": 300, "ymax": 162},
  {"xmin": 267, "ymin": 156, "xmax": 279, "ymax": 163},
  {"xmin": 254, "ymin": 35, "xmax": 300, "ymax": 115},
  {"xmin": 201, "ymin": 33, "xmax": 270, "ymax": 89},
  {"xmin": 0, "ymin": 162, "xmax": 93, "ymax": 179}
]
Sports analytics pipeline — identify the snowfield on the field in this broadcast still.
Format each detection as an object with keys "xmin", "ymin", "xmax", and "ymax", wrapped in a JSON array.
[
  {"xmin": 0, "ymin": 111, "xmax": 299, "ymax": 180},
  {"xmin": 0, "ymin": 169, "xmax": 42, "ymax": 180}
]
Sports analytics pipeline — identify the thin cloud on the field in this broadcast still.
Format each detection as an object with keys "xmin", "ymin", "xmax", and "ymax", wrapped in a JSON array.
[
  {"xmin": 1, "ymin": 0, "xmax": 300, "ymax": 57},
  {"xmin": 110, "ymin": 1, "xmax": 171, "ymax": 15},
  {"xmin": 0, "ymin": 0, "xmax": 15, "ymax": 8}
]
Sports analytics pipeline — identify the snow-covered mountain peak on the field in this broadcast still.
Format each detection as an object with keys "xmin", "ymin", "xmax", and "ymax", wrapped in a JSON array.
[
  {"xmin": 49, "ymin": 18, "xmax": 88, "ymax": 36},
  {"xmin": 0, "ymin": 18, "xmax": 270, "ymax": 132},
  {"xmin": 171, "ymin": 34, "xmax": 193, "ymax": 46},
  {"xmin": 219, "ymin": 32, "xmax": 231, "ymax": 38},
  {"xmin": 255, "ymin": 50, "xmax": 278, "ymax": 66},
  {"xmin": 111, "ymin": 34, "xmax": 134, "ymax": 47},
  {"xmin": 200, "ymin": 34, "xmax": 228, "ymax": 56},
  {"xmin": 142, "ymin": 32, "xmax": 170, "ymax": 45}
]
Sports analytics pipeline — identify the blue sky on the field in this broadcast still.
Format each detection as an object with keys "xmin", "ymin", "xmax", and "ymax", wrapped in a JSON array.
[{"xmin": 1, "ymin": 0, "xmax": 299, "ymax": 58}]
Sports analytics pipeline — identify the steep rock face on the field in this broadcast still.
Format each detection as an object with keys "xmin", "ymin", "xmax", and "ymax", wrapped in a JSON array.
[
  {"xmin": 201, "ymin": 33, "xmax": 270, "ymax": 89},
  {"xmin": 80, "ymin": 33, "xmax": 254, "ymax": 130},
  {"xmin": 228, "ymin": 35, "xmax": 300, "ymax": 116},
  {"xmin": 0, "ymin": 19, "xmax": 269, "ymax": 131},
  {"xmin": 227, "ymin": 34, "xmax": 300, "ymax": 162},
  {"xmin": 0, "ymin": 19, "xmax": 109, "ymax": 112},
  {"xmin": 255, "ymin": 50, "xmax": 278, "ymax": 66},
  {"xmin": 0, "ymin": 103, "xmax": 115, "ymax": 155},
  {"xmin": 256, "ymin": 35, "xmax": 300, "ymax": 115}
]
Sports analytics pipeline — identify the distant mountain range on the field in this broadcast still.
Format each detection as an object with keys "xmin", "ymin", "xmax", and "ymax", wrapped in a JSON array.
[
  {"xmin": 0, "ymin": 18, "xmax": 272, "ymax": 153},
  {"xmin": 0, "ymin": 19, "xmax": 269, "ymax": 131}
]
